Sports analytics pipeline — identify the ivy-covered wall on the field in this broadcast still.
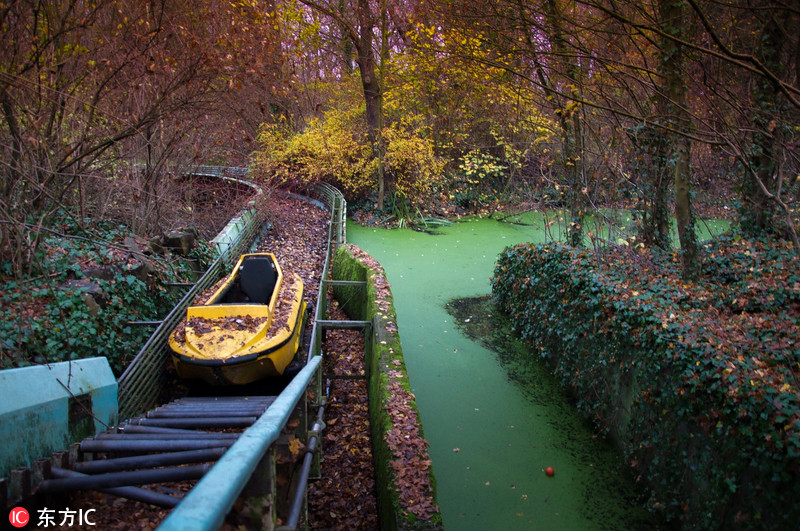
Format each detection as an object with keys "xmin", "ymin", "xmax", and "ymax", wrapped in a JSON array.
[
  {"xmin": 332, "ymin": 245, "xmax": 441, "ymax": 531},
  {"xmin": 491, "ymin": 240, "xmax": 800, "ymax": 530}
]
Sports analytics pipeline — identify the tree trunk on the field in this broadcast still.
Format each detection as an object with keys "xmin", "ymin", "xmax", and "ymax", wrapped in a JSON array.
[
  {"xmin": 741, "ymin": 18, "xmax": 783, "ymax": 235},
  {"xmin": 673, "ymin": 133, "xmax": 697, "ymax": 277},
  {"xmin": 629, "ymin": 123, "xmax": 671, "ymax": 250},
  {"xmin": 565, "ymin": 112, "xmax": 585, "ymax": 248},
  {"xmin": 339, "ymin": 0, "xmax": 355, "ymax": 72},
  {"xmin": 356, "ymin": 0, "xmax": 385, "ymax": 209},
  {"xmin": 300, "ymin": 0, "xmax": 387, "ymax": 209},
  {"xmin": 545, "ymin": 0, "xmax": 586, "ymax": 247},
  {"xmin": 0, "ymin": 87, "xmax": 22, "ymax": 201},
  {"xmin": 659, "ymin": 0, "xmax": 698, "ymax": 278}
]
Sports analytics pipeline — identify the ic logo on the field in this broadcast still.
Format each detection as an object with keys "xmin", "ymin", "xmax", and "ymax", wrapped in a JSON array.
[{"xmin": 9, "ymin": 507, "xmax": 29, "ymax": 528}]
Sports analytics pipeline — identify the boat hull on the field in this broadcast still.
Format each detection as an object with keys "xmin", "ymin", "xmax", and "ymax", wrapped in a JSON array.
[
  {"xmin": 172, "ymin": 300, "xmax": 307, "ymax": 385},
  {"xmin": 168, "ymin": 253, "xmax": 307, "ymax": 385}
]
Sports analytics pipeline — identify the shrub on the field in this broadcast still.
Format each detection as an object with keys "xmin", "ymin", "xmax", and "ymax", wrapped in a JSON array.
[
  {"xmin": 383, "ymin": 122, "xmax": 445, "ymax": 204},
  {"xmin": 253, "ymin": 105, "xmax": 377, "ymax": 197},
  {"xmin": 450, "ymin": 150, "xmax": 505, "ymax": 209},
  {"xmin": 491, "ymin": 236, "xmax": 800, "ymax": 529},
  {"xmin": 254, "ymin": 103, "xmax": 445, "ymax": 211},
  {"xmin": 0, "ymin": 221, "xmax": 214, "ymax": 375}
]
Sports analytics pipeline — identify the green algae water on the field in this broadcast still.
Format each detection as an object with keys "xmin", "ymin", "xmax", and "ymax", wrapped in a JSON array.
[{"xmin": 348, "ymin": 216, "xmax": 665, "ymax": 530}]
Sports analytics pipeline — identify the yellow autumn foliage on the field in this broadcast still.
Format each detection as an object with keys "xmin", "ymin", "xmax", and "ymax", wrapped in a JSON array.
[
  {"xmin": 253, "ymin": 101, "xmax": 444, "ymax": 204},
  {"xmin": 383, "ymin": 122, "xmax": 445, "ymax": 202},
  {"xmin": 384, "ymin": 22, "xmax": 557, "ymax": 165},
  {"xmin": 253, "ymin": 104, "xmax": 377, "ymax": 197}
]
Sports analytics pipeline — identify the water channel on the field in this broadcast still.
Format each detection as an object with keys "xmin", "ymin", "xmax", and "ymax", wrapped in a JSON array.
[{"xmin": 348, "ymin": 213, "xmax": 727, "ymax": 530}]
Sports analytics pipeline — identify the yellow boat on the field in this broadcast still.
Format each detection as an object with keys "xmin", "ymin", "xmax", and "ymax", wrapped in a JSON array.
[{"xmin": 168, "ymin": 253, "xmax": 307, "ymax": 385}]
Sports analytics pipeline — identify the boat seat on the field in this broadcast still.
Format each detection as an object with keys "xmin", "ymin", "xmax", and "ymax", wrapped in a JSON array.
[{"xmin": 239, "ymin": 256, "xmax": 278, "ymax": 304}]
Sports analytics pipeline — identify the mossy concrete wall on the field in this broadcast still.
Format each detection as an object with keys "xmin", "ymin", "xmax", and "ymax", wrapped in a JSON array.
[{"xmin": 332, "ymin": 245, "xmax": 442, "ymax": 531}]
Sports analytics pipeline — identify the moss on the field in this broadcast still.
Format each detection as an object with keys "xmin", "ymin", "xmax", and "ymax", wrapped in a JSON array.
[{"xmin": 332, "ymin": 245, "xmax": 442, "ymax": 530}]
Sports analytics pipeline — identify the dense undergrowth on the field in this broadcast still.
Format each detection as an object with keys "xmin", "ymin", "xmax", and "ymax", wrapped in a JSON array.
[
  {"xmin": 0, "ymin": 217, "xmax": 215, "ymax": 375},
  {"xmin": 491, "ymin": 233, "xmax": 800, "ymax": 529}
]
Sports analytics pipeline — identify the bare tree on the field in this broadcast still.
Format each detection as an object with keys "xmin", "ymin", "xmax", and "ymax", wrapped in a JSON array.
[{"xmin": 0, "ymin": 0, "xmax": 285, "ymax": 275}]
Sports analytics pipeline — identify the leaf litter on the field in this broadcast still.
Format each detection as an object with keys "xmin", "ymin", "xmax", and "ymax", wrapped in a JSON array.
[{"xmin": 47, "ymin": 193, "xmax": 385, "ymax": 529}]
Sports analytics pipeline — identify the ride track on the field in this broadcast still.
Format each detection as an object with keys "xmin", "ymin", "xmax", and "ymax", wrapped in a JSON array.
[{"xmin": 26, "ymin": 170, "xmax": 359, "ymax": 530}]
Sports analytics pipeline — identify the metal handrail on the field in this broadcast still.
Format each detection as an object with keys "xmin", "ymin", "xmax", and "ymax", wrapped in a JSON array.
[
  {"xmin": 157, "ymin": 355, "xmax": 323, "ymax": 531},
  {"xmin": 186, "ymin": 165, "xmax": 250, "ymax": 178},
  {"xmin": 153, "ymin": 175, "xmax": 347, "ymax": 530}
]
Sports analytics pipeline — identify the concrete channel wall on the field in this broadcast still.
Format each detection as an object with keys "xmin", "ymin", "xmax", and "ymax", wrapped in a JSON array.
[
  {"xmin": 0, "ymin": 358, "xmax": 118, "ymax": 482},
  {"xmin": 332, "ymin": 245, "xmax": 442, "ymax": 531}
]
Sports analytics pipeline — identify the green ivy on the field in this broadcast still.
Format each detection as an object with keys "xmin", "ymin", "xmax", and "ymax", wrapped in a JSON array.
[
  {"xmin": 1, "ymin": 223, "xmax": 214, "ymax": 375},
  {"xmin": 491, "ymin": 237, "xmax": 800, "ymax": 529}
]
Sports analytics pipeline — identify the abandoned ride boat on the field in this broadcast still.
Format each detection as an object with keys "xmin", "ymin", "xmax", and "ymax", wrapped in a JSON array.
[{"xmin": 168, "ymin": 253, "xmax": 307, "ymax": 385}]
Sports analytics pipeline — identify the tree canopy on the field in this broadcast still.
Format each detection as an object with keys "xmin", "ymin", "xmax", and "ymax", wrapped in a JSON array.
[
  {"xmin": 1, "ymin": 2, "xmax": 798, "ymax": 525},
  {"xmin": 1, "ymin": 0, "xmax": 798, "ymax": 277}
]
